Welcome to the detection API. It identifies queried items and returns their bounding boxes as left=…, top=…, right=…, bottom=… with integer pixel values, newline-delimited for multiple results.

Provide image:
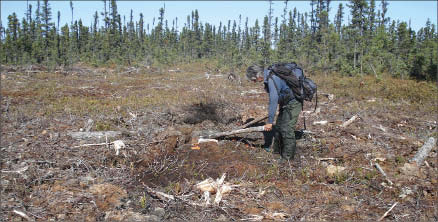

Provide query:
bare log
left=238, top=116, right=268, bottom=129
left=410, top=137, right=436, bottom=165
left=68, top=131, right=134, bottom=140
left=204, top=126, right=265, bottom=139
left=340, top=115, right=359, bottom=128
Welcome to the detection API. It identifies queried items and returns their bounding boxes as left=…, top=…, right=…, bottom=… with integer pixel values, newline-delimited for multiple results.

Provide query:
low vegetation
left=1, top=63, right=436, bottom=221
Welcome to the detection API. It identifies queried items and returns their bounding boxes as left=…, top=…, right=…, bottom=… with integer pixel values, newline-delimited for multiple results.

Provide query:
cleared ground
left=1, top=63, right=437, bottom=221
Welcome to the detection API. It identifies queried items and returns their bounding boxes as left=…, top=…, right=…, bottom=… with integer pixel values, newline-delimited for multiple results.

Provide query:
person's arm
left=267, top=78, right=279, bottom=124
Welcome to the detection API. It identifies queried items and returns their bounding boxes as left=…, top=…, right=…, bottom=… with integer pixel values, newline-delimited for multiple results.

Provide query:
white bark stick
left=12, top=210, right=34, bottom=221
left=374, top=162, right=393, bottom=185
left=340, top=115, right=359, bottom=128
left=410, top=137, right=436, bottom=165
left=378, top=202, right=398, bottom=221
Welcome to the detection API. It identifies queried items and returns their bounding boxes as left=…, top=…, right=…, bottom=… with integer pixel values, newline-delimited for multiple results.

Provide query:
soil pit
left=182, top=100, right=241, bottom=125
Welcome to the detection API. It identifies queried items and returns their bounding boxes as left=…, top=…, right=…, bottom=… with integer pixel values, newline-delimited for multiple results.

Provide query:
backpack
left=268, top=62, right=317, bottom=102
left=268, top=62, right=318, bottom=129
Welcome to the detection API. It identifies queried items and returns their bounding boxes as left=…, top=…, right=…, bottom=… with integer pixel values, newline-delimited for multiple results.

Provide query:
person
left=246, top=64, right=302, bottom=161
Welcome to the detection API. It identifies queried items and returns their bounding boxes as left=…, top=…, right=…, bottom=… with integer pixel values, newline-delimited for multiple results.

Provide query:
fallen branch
left=238, top=116, right=268, bottom=129
left=378, top=202, right=398, bottom=221
left=73, top=142, right=110, bottom=148
left=317, top=157, right=338, bottom=161
left=409, top=137, right=436, bottom=165
left=68, top=131, right=134, bottom=140
left=73, top=140, right=125, bottom=155
left=12, top=209, right=34, bottom=221
left=340, top=115, right=359, bottom=128
left=204, top=126, right=265, bottom=139
left=143, top=183, right=175, bottom=202
left=374, top=162, right=393, bottom=185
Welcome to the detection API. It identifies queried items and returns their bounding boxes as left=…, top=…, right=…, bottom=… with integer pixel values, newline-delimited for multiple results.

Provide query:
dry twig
left=378, top=202, right=398, bottom=221
left=374, top=162, right=393, bottom=185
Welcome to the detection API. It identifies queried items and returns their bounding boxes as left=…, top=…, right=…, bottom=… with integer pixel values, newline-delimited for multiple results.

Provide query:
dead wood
left=237, top=116, right=268, bottom=129
left=374, top=162, right=393, bottom=185
left=143, top=183, right=175, bottom=202
left=377, top=202, right=398, bottom=221
left=12, top=209, right=34, bottom=221
left=168, top=69, right=181, bottom=73
left=204, top=126, right=265, bottom=139
left=320, top=92, right=335, bottom=101
left=409, top=137, right=436, bottom=165
left=317, top=157, right=338, bottom=161
left=340, top=114, right=359, bottom=128
left=68, top=131, right=134, bottom=140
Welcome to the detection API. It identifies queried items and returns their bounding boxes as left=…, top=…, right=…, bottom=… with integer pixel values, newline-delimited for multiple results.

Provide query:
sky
left=1, top=1, right=437, bottom=33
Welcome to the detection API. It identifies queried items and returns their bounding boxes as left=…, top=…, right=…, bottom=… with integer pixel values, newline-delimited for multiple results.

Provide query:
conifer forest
left=1, top=0, right=437, bottom=80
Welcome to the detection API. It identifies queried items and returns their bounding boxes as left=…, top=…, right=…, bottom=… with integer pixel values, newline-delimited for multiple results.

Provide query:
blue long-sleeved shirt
left=263, top=69, right=294, bottom=124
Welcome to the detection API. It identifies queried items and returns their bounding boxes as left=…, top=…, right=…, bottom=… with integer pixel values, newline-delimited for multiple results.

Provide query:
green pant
left=272, top=100, right=302, bottom=160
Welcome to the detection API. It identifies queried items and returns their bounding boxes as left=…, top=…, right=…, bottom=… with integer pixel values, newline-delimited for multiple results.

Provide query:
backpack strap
left=267, top=72, right=280, bottom=95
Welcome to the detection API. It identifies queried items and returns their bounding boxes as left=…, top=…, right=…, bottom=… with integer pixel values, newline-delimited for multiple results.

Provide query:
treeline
left=1, top=0, right=436, bottom=80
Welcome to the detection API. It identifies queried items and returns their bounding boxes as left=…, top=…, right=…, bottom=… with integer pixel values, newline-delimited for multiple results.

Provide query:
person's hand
left=264, top=123, right=273, bottom=131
